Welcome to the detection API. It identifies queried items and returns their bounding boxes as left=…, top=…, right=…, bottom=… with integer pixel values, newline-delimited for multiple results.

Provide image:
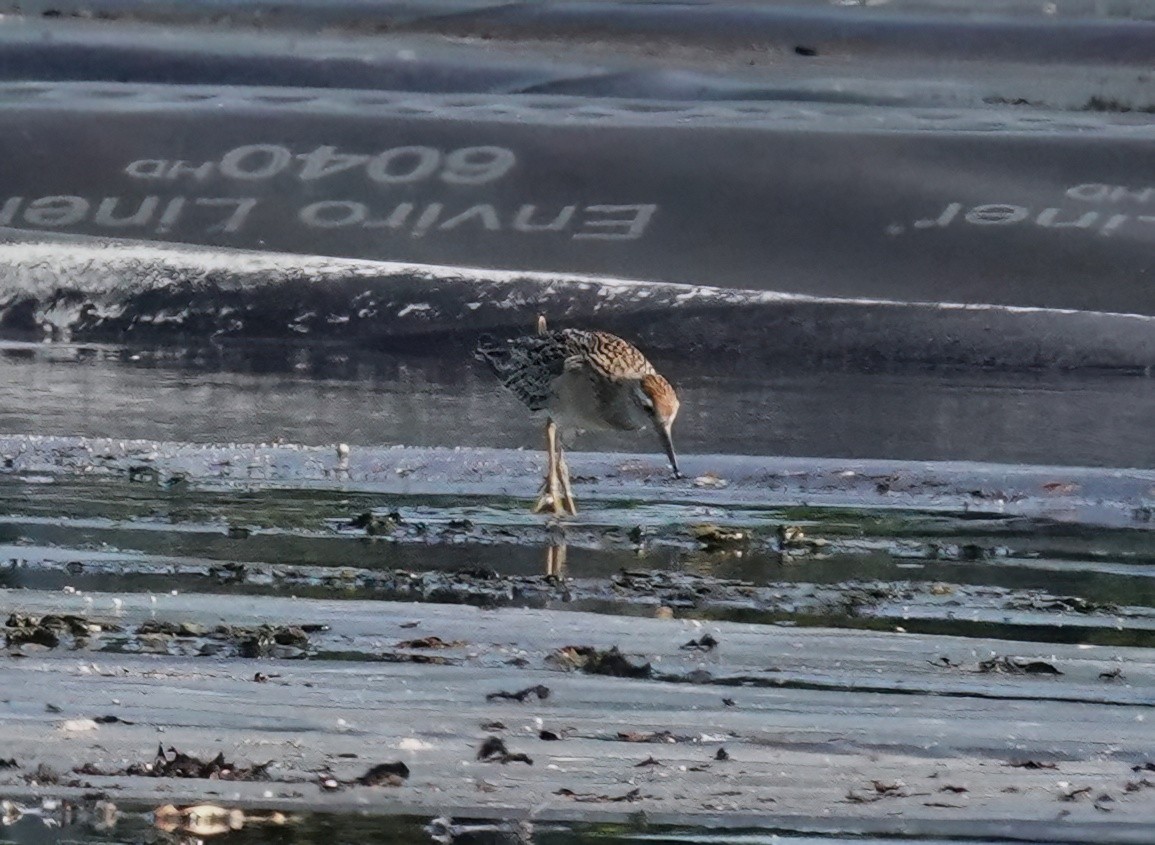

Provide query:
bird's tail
left=475, top=333, right=535, bottom=394
left=474, top=330, right=557, bottom=412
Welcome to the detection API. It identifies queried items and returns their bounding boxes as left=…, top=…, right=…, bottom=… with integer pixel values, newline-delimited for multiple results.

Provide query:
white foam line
left=0, top=240, right=651, bottom=287
left=0, top=238, right=1152, bottom=323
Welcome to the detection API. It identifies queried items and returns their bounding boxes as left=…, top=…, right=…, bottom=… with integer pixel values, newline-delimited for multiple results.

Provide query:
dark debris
left=347, top=511, right=401, bottom=535
left=119, top=745, right=271, bottom=780
left=553, top=645, right=651, bottom=678
left=485, top=684, right=550, bottom=703
left=355, top=761, right=410, bottom=786
left=692, top=524, right=748, bottom=551
left=1006, top=760, right=1059, bottom=770
left=680, top=634, right=719, bottom=652
left=846, top=780, right=911, bottom=804
left=555, top=787, right=642, bottom=803
left=477, top=736, right=533, bottom=765
left=5, top=613, right=119, bottom=649
left=22, top=763, right=60, bottom=785
left=396, top=635, right=466, bottom=649
left=379, top=650, right=455, bottom=665
left=133, top=621, right=317, bottom=658
left=617, top=730, right=686, bottom=743
left=977, top=656, right=1062, bottom=676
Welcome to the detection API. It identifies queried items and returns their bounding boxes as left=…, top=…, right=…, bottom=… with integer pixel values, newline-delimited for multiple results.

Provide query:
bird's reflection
left=545, top=542, right=567, bottom=578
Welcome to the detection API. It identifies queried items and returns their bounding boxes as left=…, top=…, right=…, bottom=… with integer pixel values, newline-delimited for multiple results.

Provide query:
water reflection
left=0, top=802, right=430, bottom=845
left=545, top=543, right=567, bottom=579
left=152, top=804, right=287, bottom=840
left=0, top=801, right=1065, bottom=845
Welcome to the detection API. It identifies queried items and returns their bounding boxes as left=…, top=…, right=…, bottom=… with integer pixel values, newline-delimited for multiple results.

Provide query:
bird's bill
left=656, top=422, right=681, bottom=478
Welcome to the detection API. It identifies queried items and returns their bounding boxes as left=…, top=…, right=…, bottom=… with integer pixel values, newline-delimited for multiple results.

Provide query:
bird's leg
left=533, top=420, right=562, bottom=514
left=556, top=445, right=578, bottom=515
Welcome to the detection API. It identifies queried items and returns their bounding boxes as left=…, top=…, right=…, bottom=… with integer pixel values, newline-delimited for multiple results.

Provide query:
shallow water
left=4, top=339, right=1155, bottom=839
left=0, top=806, right=1034, bottom=845
left=3, top=467, right=1154, bottom=647
left=3, top=340, right=1155, bottom=468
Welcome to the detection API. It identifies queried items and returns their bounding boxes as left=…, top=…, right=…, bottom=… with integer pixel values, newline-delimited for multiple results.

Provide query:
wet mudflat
left=1, top=430, right=1155, bottom=843
left=2, top=345, right=1155, bottom=843
left=2, top=591, right=1154, bottom=843
left=3, top=464, right=1155, bottom=648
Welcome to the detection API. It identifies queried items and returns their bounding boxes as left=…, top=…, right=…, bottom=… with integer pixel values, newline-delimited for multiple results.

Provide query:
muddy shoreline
left=3, top=595, right=1155, bottom=841
left=3, top=436, right=1155, bottom=840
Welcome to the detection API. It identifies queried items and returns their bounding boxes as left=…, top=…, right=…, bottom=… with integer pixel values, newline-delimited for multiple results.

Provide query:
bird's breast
left=548, top=371, right=647, bottom=433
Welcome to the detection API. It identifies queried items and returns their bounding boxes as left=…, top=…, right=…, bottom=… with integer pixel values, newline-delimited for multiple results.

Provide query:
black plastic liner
left=0, top=2, right=1152, bottom=367
left=3, top=234, right=1155, bottom=369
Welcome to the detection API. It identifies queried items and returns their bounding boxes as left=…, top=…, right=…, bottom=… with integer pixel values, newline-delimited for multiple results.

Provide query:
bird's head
left=637, top=373, right=682, bottom=478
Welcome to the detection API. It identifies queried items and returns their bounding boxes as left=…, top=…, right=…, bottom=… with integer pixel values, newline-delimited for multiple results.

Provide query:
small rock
left=692, top=474, right=728, bottom=489
left=59, top=719, right=99, bottom=732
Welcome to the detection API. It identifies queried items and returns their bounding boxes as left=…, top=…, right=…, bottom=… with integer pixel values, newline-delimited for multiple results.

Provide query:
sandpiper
left=476, top=318, right=681, bottom=515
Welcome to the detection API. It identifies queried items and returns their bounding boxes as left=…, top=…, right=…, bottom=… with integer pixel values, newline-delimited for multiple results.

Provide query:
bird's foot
left=531, top=475, right=562, bottom=515
left=541, top=492, right=575, bottom=516
left=531, top=473, right=575, bottom=516
left=533, top=491, right=575, bottom=516
left=531, top=488, right=556, bottom=514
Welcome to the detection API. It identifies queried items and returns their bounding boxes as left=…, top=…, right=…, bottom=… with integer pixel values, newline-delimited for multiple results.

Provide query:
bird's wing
left=583, top=331, right=656, bottom=381
left=476, top=333, right=569, bottom=412
left=476, top=328, right=655, bottom=413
